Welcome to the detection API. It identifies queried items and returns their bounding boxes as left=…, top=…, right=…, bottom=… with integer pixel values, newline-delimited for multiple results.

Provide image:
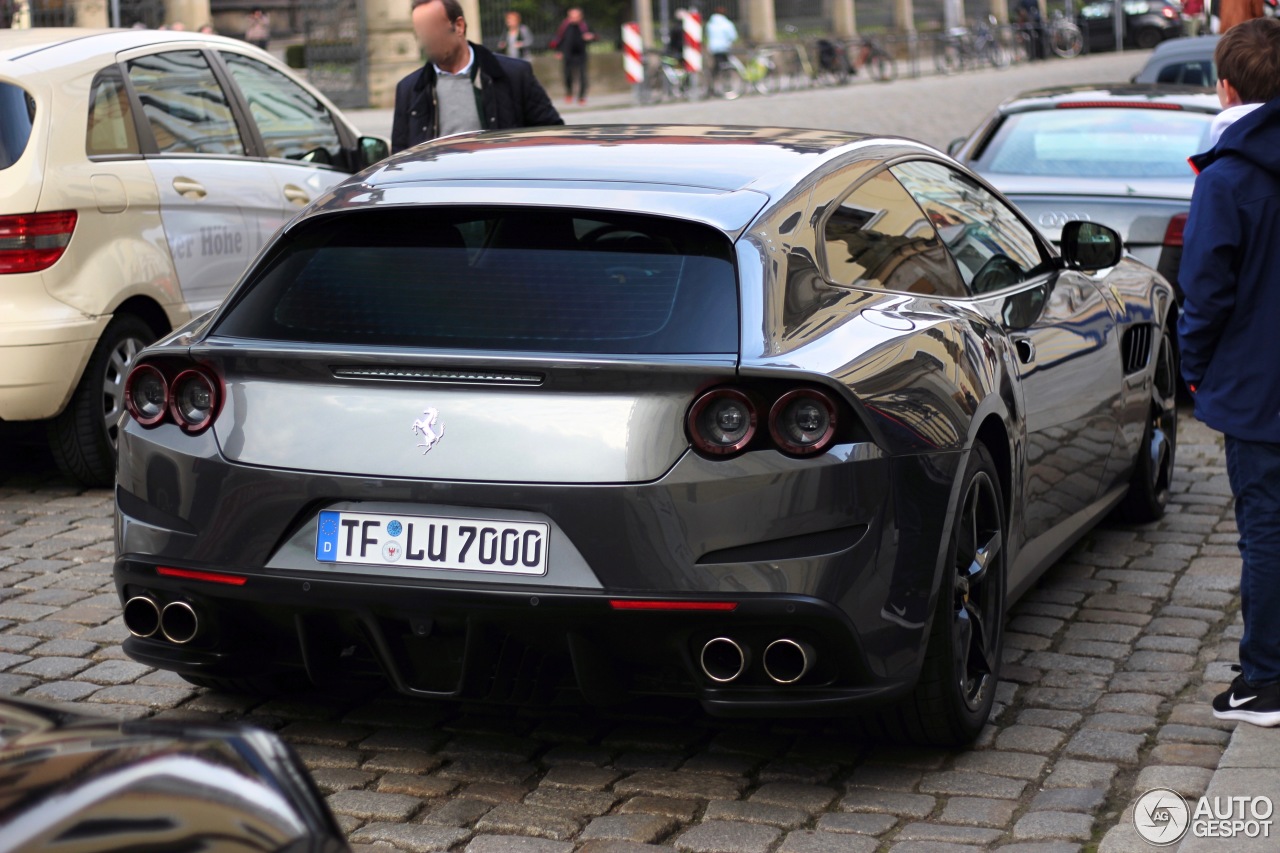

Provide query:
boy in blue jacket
left=1180, top=17, right=1280, bottom=726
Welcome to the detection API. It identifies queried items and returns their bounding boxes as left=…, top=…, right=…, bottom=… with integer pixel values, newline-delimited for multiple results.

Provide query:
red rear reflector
left=157, top=566, right=247, bottom=586
left=1164, top=213, right=1188, bottom=247
left=0, top=211, right=77, bottom=274
left=609, top=600, right=738, bottom=612
left=1056, top=101, right=1184, bottom=110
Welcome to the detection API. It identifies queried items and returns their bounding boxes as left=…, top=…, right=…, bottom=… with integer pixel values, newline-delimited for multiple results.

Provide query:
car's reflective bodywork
left=0, top=695, right=348, bottom=853
left=113, top=126, right=1177, bottom=746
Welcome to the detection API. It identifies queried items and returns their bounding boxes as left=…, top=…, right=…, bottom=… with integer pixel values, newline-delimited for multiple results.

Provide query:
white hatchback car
left=0, top=28, right=388, bottom=484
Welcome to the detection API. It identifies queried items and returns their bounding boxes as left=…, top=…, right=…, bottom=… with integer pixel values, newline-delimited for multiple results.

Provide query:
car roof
left=1146, top=33, right=1218, bottom=61
left=996, top=83, right=1220, bottom=114
left=363, top=125, right=900, bottom=196
left=310, top=125, right=935, bottom=237
left=0, top=27, right=260, bottom=66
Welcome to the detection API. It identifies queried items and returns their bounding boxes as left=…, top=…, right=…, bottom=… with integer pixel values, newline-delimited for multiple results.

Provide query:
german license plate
left=315, top=510, right=548, bottom=575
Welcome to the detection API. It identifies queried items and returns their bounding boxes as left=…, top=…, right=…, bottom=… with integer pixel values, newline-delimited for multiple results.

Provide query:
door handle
left=1013, top=337, right=1035, bottom=365
left=172, top=177, right=206, bottom=200
left=283, top=184, right=311, bottom=206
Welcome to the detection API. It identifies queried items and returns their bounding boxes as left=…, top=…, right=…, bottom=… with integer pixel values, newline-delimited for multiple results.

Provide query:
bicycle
left=850, top=34, right=897, bottom=82
left=935, top=18, right=1008, bottom=74
left=1003, top=22, right=1035, bottom=65
left=972, top=15, right=1010, bottom=68
left=812, top=38, right=852, bottom=85
left=1048, top=10, right=1084, bottom=58
left=641, top=49, right=696, bottom=103
left=710, top=48, right=779, bottom=99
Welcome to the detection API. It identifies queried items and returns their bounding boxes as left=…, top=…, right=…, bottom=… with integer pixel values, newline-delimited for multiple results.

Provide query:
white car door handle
left=172, top=177, right=207, bottom=200
left=283, top=184, right=311, bottom=206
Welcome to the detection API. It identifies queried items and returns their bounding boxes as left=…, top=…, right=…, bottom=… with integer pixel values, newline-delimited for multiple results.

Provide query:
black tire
left=1134, top=27, right=1162, bottom=50
left=863, top=442, right=1007, bottom=746
left=47, top=314, right=158, bottom=487
left=182, top=671, right=312, bottom=695
left=1114, top=330, right=1177, bottom=523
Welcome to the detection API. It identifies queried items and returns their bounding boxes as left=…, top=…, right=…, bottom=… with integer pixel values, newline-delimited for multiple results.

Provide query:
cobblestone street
left=0, top=410, right=1252, bottom=852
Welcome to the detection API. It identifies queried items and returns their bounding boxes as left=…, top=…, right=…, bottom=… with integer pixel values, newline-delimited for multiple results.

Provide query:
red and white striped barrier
left=622, top=22, right=644, bottom=85
left=683, top=11, right=703, bottom=73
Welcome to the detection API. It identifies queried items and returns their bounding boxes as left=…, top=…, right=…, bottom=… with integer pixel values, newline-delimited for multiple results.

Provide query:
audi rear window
left=213, top=206, right=739, bottom=355
left=975, top=108, right=1212, bottom=179
left=0, top=82, right=35, bottom=171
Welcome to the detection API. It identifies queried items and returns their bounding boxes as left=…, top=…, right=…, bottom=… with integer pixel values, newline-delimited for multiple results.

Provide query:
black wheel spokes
left=1149, top=334, right=1178, bottom=494
left=953, top=472, right=1002, bottom=710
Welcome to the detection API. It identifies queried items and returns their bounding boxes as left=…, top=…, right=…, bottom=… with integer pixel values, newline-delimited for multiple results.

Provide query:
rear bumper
left=114, top=419, right=964, bottom=713
left=0, top=317, right=106, bottom=421
left=113, top=559, right=915, bottom=715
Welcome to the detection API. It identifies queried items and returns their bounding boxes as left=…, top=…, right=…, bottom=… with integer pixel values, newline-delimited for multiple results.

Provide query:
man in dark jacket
left=550, top=7, right=595, bottom=105
left=392, top=0, right=562, bottom=154
left=1180, top=17, right=1280, bottom=727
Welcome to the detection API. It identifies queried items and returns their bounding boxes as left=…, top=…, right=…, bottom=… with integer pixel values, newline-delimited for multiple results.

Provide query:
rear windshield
left=213, top=207, right=739, bottom=355
left=0, top=82, right=35, bottom=171
left=975, top=108, right=1212, bottom=179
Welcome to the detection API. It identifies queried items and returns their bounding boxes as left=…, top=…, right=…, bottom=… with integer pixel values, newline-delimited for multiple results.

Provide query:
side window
left=821, top=169, right=966, bottom=298
left=891, top=160, right=1045, bottom=295
left=86, top=69, right=139, bottom=157
left=220, top=53, right=343, bottom=167
left=126, top=50, right=245, bottom=156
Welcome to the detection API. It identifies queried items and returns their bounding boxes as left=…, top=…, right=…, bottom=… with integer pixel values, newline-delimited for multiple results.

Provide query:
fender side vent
left=1121, top=323, right=1154, bottom=375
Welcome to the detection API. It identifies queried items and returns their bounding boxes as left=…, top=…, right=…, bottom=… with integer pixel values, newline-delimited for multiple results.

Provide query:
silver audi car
left=113, top=126, right=1177, bottom=746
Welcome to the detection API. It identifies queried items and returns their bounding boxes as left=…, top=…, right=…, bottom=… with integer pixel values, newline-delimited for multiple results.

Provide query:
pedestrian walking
left=497, top=10, right=533, bottom=60
left=245, top=8, right=271, bottom=50
left=705, top=6, right=738, bottom=80
left=1179, top=17, right=1280, bottom=727
left=391, top=0, right=562, bottom=153
left=1183, top=0, right=1206, bottom=37
left=549, top=7, right=595, bottom=105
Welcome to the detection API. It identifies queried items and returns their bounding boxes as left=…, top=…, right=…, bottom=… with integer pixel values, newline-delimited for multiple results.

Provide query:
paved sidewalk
left=1177, top=724, right=1280, bottom=851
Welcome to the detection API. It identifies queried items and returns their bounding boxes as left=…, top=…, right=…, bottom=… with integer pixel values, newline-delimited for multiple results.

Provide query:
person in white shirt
left=704, top=7, right=738, bottom=88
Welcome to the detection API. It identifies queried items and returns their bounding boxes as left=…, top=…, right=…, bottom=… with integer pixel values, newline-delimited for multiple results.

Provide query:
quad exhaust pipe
left=160, top=601, right=199, bottom=645
left=763, top=638, right=815, bottom=684
left=700, top=637, right=748, bottom=683
left=123, top=596, right=161, bottom=638
left=123, top=596, right=199, bottom=645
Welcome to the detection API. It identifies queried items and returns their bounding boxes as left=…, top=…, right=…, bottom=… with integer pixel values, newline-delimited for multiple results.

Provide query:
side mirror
left=1060, top=220, right=1122, bottom=271
left=947, top=137, right=967, bottom=157
left=357, top=136, right=390, bottom=170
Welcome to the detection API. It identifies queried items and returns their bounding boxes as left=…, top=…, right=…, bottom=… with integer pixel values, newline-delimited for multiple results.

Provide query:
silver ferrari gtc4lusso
left=113, top=126, right=1177, bottom=746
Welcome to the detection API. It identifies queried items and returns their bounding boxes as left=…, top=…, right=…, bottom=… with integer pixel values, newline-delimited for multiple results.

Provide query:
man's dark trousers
left=1227, top=436, right=1280, bottom=686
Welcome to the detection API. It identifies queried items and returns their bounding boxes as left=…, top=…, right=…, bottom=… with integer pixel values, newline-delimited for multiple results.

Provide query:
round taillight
left=169, top=369, right=219, bottom=432
left=769, top=389, right=837, bottom=456
left=125, top=364, right=169, bottom=427
left=688, top=388, right=757, bottom=456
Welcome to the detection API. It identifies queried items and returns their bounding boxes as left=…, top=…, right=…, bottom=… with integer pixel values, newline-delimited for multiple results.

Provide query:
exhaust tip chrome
left=700, top=637, right=747, bottom=683
left=123, top=596, right=161, bottom=638
left=763, top=638, right=814, bottom=685
left=160, top=600, right=199, bottom=645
